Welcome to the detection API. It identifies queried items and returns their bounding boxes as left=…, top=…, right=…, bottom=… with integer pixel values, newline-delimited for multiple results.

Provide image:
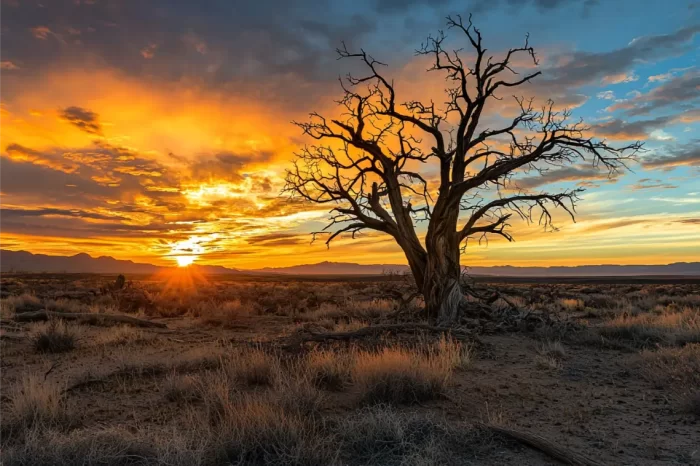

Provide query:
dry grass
left=350, top=341, right=456, bottom=405
left=598, top=306, right=700, bottom=347
left=641, top=344, right=700, bottom=388
left=163, top=373, right=203, bottom=402
left=339, top=405, right=482, bottom=465
left=558, top=298, right=584, bottom=311
left=93, top=325, right=152, bottom=347
left=206, top=394, right=332, bottom=465
left=30, top=320, right=78, bottom=354
left=199, top=299, right=251, bottom=327
left=7, top=373, right=67, bottom=430
left=641, top=344, right=700, bottom=415
left=223, top=346, right=281, bottom=387
left=1, top=293, right=42, bottom=315
left=305, top=349, right=351, bottom=391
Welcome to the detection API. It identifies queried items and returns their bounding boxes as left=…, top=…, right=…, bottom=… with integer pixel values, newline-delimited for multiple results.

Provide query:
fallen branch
left=14, top=310, right=167, bottom=329
left=479, top=423, right=603, bottom=466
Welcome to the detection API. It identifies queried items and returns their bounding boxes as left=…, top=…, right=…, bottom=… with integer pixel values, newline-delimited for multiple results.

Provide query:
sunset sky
left=1, top=0, right=699, bottom=269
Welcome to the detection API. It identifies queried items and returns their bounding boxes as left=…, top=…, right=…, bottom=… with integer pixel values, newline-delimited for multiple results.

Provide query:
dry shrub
left=1, top=427, right=159, bottom=466
left=31, top=320, right=78, bottom=354
left=273, top=375, right=325, bottom=417
left=339, top=405, right=481, bottom=465
left=305, top=349, right=351, bottom=391
left=94, top=325, right=152, bottom=347
left=193, top=371, right=331, bottom=465
left=642, top=344, right=700, bottom=415
left=599, top=306, right=700, bottom=347
left=210, top=394, right=332, bottom=465
left=333, top=319, right=367, bottom=333
left=44, top=299, right=86, bottom=314
left=304, top=299, right=395, bottom=323
left=7, top=374, right=67, bottom=430
left=537, top=340, right=566, bottom=359
left=351, top=342, right=455, bottom=405
left=224, top=346, right=281, bottom=387
left=558, top=298, right=584, bottom=312
left=2, top=293, right=42, bottom=314
left=163, top=373, right=202, bottom=403
left=435, top=335, right=473, bottom=370
left=641, top=344, right=700, bottom=388
left=534, top=355, right=562, bottom=370
left=199, top=299, right=251, bottom=327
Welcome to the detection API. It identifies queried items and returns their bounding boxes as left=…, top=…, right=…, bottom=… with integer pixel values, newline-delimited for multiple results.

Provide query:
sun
left=175, top=255, right=195, bottom=267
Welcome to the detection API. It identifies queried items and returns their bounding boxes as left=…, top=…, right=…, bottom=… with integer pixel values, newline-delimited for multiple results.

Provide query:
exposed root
left=478, top=423, right=603, bottom=466
left=13, top=310, right=167, bottom=329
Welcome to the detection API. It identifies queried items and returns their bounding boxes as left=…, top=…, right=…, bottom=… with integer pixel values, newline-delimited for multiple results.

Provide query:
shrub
left=2, top=427, right=158, bottom=466
left=94, top=325, right=151, bottom=347
left=7, top=373, right=66, bottom=430
left=305, top=349, right=351, bottom=391
left=163, top=373, right=202, bottom=403
left=339, top=405, right=480, bottom=465
left=224, top=346, right=281, bottom=387
left=199, top=299, right=251, bottom=327
left=2, top=293, right=42, bottom=314
left=351, top=344, right=453, bottom=405
left=213, top=394, right=332, bottom=466
left=31, top=320, right=77, bottom=354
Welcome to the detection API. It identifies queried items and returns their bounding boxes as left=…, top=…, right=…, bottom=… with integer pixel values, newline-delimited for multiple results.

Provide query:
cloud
left=246, top=232, right=308, bottom=246
left=532, top=24, right=699, bottom=102
left=30, top=26, right=52, bottom=39
left=641, top=140, right=700, bottom=170
left=628, top=179, right=678, bottom=190
left=609, top=70, right=700, bottom=116
left=596, top=90, right=615, bottom=100
left=1, top=61, right=20, bottom=70
left=59, top=106, right=102, bottom=135
left=0, top=208, right=126, bottom=221
left=647, top=66, right=693, bottom=83
left=514, top=166, right=618, bottom=190
left=592, top=109, right=699, bottom=140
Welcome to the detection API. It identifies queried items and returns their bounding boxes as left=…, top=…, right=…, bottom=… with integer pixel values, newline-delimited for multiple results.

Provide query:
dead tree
left=285, top=15, right=641, bottom=325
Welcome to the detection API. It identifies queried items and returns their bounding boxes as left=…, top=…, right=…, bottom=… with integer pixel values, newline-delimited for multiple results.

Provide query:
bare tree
left=285, top=15, right=641, bottom=325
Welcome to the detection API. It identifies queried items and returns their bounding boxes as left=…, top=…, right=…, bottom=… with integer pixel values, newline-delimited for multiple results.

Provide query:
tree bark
left=422, top=204, right=464, bottom=325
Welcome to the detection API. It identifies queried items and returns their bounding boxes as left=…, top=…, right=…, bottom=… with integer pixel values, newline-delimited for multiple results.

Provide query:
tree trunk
left=422, top=206, right=464, bottom=325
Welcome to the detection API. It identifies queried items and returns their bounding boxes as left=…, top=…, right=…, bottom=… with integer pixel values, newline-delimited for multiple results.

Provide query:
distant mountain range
left=2, top=249, right=700, bottom=276
left=258, top=261, right=700, bottom=276
left=0, top=250, right=237, bottom=275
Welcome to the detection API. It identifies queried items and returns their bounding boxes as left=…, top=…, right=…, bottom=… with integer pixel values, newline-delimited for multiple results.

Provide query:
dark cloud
left=246, top=232, right=307, bottom=246
left=0, top=207, right=125, bottom=221
left=641, top=140, right=700, bottom=170
left=187, top=151, right=274, bottom=183
left=59, top=106, right=102, bottom=134
left=593, top=116, right=675, bottom=140
left=592, top=109, right=698, bottom=140
left=374, top=0, right=594, bottom=14
left=628, top=179, right=678, bottom=190
left=0, top=0, right=378, bottom=108
left=611, top=70, right=700, bottom=116
left=530, top=25, right=699, bottom=103
left=514, top=166, right=618, bottom=190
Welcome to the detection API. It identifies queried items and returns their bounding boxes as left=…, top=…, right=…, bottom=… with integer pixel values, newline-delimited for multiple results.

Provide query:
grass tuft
left=31, top=320, right=77, bottom=354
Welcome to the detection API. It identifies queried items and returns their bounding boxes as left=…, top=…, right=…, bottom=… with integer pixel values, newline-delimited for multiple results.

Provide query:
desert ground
left=1, top=272, right=698, bottom=465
